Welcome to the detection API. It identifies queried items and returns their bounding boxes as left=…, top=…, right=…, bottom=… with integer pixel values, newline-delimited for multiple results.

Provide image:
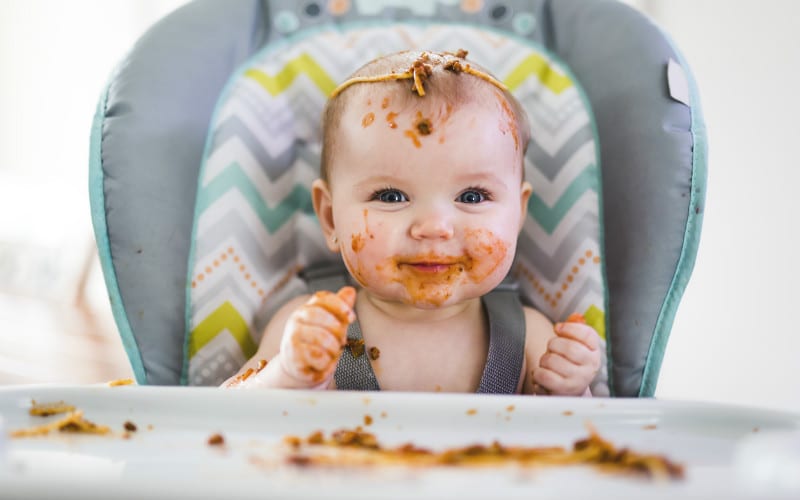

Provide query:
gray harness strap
left=476, top=283, right=526, bottom=394
left=335, top=317, right=381, bottom=390
left=302, top=264, right=525, bottom=393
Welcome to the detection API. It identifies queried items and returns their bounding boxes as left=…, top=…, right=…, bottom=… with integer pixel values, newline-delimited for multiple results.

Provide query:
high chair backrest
left=90, top=0, right=706, bottom=397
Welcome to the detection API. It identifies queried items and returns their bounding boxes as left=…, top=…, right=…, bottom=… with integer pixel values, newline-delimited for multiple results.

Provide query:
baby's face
left=325, top=90, right=531, bottom=308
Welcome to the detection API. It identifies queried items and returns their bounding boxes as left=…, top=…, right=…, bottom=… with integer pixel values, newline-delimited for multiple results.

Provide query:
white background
left=0, top=0, right=798, bottom=413
left=646, top=0, right=800, bottom=413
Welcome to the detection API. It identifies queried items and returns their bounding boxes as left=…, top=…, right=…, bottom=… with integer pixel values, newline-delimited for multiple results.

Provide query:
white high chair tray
left=1, top=386, right=798, bottom=499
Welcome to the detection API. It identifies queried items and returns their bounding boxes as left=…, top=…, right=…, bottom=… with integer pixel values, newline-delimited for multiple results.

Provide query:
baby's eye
left=457, top=188, right=491, bottom=204
left=371, top=188, right=408, bottom=203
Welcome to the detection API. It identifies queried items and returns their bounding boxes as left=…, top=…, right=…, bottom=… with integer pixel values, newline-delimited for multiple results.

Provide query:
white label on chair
left=667, top=58, right=690, bottom=106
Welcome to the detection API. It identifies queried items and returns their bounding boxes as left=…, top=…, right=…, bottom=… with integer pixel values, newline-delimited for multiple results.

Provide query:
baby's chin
left=366, top=281, right=498, bottom=310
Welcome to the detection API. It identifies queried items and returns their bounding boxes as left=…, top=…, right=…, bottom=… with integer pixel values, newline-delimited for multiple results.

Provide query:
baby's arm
left=522, top=310, right=601, bottom=396
left=221, top=287, right=356, bottom=390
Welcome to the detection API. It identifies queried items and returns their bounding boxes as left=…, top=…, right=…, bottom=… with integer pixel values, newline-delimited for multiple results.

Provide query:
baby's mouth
left=398, top=258, right=466, bottom=274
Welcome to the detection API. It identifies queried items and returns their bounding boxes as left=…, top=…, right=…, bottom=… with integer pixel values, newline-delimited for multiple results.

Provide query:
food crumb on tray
left=10, top=410, right=111, bottom=438
left=108, top=378, right=135, bottom=387
left=208, top=433, right=225, bottom=446
left=28, top=400, right=76, bottom=417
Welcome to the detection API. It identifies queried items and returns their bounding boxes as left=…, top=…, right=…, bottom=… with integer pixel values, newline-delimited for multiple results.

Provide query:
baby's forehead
left=343, top=80, right=500, bottom=115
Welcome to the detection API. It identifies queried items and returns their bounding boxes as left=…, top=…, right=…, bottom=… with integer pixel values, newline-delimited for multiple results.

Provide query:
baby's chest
left=361, top=332, right=489, bottom=393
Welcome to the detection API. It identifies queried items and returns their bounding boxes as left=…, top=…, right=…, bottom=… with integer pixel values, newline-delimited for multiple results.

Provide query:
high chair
left=89, top=0, right=706, bottom=397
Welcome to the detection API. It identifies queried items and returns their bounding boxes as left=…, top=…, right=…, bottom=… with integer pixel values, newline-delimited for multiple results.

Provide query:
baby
left=223, top=50, right=601, bottom=395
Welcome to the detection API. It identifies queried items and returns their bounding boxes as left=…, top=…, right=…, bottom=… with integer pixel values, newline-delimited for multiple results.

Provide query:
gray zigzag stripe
left=229, top=82, right=302, bottom=138
left=195, top=212, right=316, bottom=268
left=522, top=96, right=585, bottom=129
left=560, top=279, right=604, bottom=317
left=521, top=94, right=584, bottom=134
left=517, top=217, right=600, bottom=282
left=211, top=115, right=298, bottom=181
left=526, top=125, right=596, bottom=180
left=296, top=145, right=322, bottom=177
left=217, top=73, right=324, bottom=130
left=192, top=229, right=327, bottom=311
left=240, top=79, right=328, bottom=133
left=523, top=277, right=603, bottom=317
left=192, top=275, right=261, bottom=319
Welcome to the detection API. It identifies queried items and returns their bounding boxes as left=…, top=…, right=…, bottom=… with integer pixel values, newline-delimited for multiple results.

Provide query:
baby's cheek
left=463, top=228, right=510, bottom=283
left=342, top=231, right=379, bottom=287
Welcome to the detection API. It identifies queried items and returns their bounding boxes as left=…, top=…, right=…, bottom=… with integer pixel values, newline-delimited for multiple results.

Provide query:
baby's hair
left=320, top=50, right=530, bottom=182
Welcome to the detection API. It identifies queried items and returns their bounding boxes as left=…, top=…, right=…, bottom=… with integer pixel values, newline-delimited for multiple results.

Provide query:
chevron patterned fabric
left=186, top=24, right=608, bottom=394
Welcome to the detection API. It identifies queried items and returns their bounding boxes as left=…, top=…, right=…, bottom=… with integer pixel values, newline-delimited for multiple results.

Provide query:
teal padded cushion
left=91, top=0, right=270, bottom=384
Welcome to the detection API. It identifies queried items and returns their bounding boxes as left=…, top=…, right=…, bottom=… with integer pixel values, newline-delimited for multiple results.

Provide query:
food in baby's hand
left=565, top=312, right=586, bottom=324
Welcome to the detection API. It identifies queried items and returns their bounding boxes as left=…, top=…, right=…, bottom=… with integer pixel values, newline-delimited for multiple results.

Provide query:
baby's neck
left=357, top=289, right=481, bottom=325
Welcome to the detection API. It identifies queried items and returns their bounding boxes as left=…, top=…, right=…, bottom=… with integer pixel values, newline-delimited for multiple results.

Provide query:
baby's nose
left=409, top=208, right=454, bottom=240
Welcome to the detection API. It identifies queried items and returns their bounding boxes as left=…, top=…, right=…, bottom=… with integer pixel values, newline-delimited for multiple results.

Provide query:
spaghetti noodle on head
left=320, top=50, right=530, bottom=182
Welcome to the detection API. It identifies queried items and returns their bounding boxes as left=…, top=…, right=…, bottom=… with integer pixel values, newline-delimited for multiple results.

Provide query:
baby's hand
left=277, top=287, right=356, bottom=388
left=533, top=313, right=601, bottom=396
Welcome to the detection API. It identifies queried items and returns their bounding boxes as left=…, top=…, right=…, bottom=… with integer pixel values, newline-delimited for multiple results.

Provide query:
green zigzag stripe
left=189, top=301, right=257, bottom=359
left=199, top=162, right=314, bottom=233
left=244, top=52, right=337, bottom=97
left=504, top=53, right=573, bottom=94
left=527, top=166, right=598, bottom=234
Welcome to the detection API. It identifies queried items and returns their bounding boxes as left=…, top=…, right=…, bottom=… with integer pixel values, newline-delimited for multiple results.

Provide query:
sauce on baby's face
left=360, top=93, right=455, bottom=147
left=344, top=226, right=510, bottom=307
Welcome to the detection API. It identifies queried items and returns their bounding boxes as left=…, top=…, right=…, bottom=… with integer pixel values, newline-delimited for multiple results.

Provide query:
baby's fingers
left=282, top=325, right=338, bottom=379
left=295, top=304, right=347, bottom=337
left=292, top=324, right=343, bottom=358
left=296, top=342, right=335, bottom=373
left=539, top=350, right=582, bottom=379
left=531, top=368, right=566, bottom=395
left=336, top=286, right=357, bottom=309
left=533, top=362, right=590, bottom=396
left=545, top=336, right=597, bottom=368
left=553, top=322, right=600, bottom=352
left=308, top=288, right=356, bottom=323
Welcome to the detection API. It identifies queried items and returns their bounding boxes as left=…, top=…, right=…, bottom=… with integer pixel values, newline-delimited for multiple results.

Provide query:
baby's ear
left=519, top=181, right=533, bottom=232
left=311, top=179, right=339, bottom=252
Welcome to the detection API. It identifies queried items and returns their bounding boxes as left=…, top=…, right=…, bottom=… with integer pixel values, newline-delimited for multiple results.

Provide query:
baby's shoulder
left=521, top=305, right=554, bottom=332
left=521, top=305, right=555, bottom=355
left=279, top=293, right=312, bottom=312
